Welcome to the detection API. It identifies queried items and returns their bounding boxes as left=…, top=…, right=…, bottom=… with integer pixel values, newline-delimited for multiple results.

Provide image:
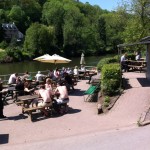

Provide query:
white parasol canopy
left=33, top=54, right=51, bottom=61
left=39, top=54, right=71, bottom=64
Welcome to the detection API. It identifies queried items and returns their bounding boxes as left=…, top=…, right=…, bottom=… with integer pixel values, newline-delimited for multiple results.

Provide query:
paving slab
left=1, top=72, right=150, bottom=148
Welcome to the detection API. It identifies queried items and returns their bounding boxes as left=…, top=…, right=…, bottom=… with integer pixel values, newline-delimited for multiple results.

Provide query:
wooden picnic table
left=17, top=95, right=39, bottom=113
left=125, top=60, right=147, bottom=72
left=17, top=94, right=53, bottom=121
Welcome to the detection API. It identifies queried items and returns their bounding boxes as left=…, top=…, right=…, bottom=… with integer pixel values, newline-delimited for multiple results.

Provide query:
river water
left=0, top=56, right=101, bottom=75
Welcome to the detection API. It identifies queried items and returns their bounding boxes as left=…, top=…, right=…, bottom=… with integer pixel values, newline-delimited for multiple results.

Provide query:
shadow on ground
left=7, top=114, right=28, bottom=121
left=123, top=78, right=132, bottom=89
left=137, top=78, right=150, bottom=87
left=69, top=89, right=85, bottom=96
left=123, top=77, right=150, bottom=89
left=0, top=134, right=9, bottom=144
left=31, top=107, right=81, bottom=122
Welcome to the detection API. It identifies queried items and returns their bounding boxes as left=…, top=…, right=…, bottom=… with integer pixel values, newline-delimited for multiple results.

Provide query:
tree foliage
left=0, top=0, right=150, bottom=59
left=24, top=23, right=55, bottom=57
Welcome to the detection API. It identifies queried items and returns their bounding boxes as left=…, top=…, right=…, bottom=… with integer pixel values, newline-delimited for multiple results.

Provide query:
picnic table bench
left=17, top=95, right=52, bottom=121
left=126, top=60, right=147, bottom=72
left=23, top=106, right=52, bottom=121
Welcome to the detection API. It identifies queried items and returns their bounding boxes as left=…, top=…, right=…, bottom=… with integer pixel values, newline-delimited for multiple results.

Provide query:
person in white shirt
left=8, top=73, right=18, bottom=84
left=135, top=51, right=141, bottom=61
left=120, top=53, right=128, bottom=72
left=120, top=53, right=126, bottom=62
left=73, top=66, right=79, bottom=76
left=66, top=67, right=73, bottom=75
left=53, top=68, right=60, bottom=80
left=35, top=71, right=45, bottom=82
left=80, top=65, right=86, bottom=71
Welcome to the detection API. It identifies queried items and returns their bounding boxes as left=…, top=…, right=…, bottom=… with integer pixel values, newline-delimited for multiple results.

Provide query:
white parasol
left=39, top=54, right=71, bottom=64
left=33, top=54, right=51, bottom=61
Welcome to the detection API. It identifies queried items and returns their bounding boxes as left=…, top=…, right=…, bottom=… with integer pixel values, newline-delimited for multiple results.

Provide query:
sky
left=80, top=0, right=129, bottom=11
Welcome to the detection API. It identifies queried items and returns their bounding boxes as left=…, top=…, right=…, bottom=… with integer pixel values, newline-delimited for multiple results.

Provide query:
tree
left=21, top=0, right=42, bottom=22
left=42, top=0, right=64, bottom=49
left=24, top=23, right=55, bottom=57
left=8, top=5, right=28, bottom=33
left=122, top=0, right=150, bottom=43
left=0, top=9, right=6, bottom=42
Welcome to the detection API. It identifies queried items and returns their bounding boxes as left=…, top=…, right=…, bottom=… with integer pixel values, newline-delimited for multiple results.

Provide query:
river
left=0, top=56, right=101, bottom=75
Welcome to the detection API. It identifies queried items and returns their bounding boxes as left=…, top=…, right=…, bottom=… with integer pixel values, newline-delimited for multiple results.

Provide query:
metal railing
left=0, top=66, right=96, bottom=84
left=0, top=70, right=49, bottom=84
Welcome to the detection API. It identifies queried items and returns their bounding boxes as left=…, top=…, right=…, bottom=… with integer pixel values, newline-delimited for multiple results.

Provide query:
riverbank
left=0, top=56, right=101, bottom=75
left=1, top=72, right=150, bottom=148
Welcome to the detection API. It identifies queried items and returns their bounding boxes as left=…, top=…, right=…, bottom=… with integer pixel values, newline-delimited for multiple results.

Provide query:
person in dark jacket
left=0, top=80, right=7, bottom=118
left=64, top=72, right=74, bottom=90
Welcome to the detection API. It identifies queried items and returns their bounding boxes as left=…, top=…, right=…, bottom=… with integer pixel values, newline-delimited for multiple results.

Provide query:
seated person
left=73, top=66, right=79, bottom=76
left=53, top=82, right=69, bottom=114
left=15, top=77, right=25, bottom=96
left=64, top=72, right=74, bottom=90
left=35, top=71, right=46, bottom=82
left=80, top=65, right=86, bottom=71
left=45, top=78, right=53, bottom=91
left=88, top=71, right=101, bottom=84
left=21, top=71, right=31, bottom=81
left=47, top=70, right=54, bottom=79
left=24, top=80, right=35, bottom=95
left=135, top=51, right=142, bottom=61
left=54, top=82, right=69, bottom=104
left=53, top=68, right=60, bottom=80
left=66, top=67, right=73, bottom=75
left=8, top=73, right=18, bottom=84
left=60, top=67, right=66, bottom=77
left=32, top=84, right=53, bottom=116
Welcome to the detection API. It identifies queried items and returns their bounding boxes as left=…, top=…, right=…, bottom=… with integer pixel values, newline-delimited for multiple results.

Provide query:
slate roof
left=2, top=23, right=24, bottom=41
left=117, top=36, right=150, bottom=48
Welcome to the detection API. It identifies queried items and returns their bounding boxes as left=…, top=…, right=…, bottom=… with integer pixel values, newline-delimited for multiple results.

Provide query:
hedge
left=101, top=63, right=121, bottom=96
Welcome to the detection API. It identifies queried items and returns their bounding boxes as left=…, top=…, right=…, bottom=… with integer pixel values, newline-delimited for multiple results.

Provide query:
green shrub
left=104, top=96, right=110, bottom=103
left=6, top=46, right=24, bottom=61
left=101, top=63, right=121, bottom=96
left=0, top=41, right=8, bottom=49
left=103, top=102, right=109, bottom=107
left=127, top=53, right=135, bottom=60
left=0, top=51, right=7, bottom=62
left=97, top=55, right=119, bottom=71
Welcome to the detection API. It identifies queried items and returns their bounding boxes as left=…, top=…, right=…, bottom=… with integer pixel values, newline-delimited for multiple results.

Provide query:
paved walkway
left=1, top=72, right=150, bottom=147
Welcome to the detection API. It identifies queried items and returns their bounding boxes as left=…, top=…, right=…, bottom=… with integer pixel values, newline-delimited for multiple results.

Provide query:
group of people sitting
left=8, top=72, right=70, bottom=116
left=120, top=51, right=143, bottom=72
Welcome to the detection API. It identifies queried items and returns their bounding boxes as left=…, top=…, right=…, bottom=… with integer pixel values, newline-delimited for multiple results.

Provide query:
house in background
left=2, top=23, right=24, bottom=42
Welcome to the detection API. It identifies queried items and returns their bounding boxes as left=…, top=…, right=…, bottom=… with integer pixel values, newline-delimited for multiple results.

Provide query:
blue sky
left=80, top=0, right=129, bottom=11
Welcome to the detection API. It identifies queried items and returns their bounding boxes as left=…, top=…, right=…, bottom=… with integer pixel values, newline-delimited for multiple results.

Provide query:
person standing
left=120, top=53, right=128, bottom=72
left=0, top=80, right=7, bottom=119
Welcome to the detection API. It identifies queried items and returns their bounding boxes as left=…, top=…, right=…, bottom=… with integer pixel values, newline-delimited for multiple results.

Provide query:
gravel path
left=1, top=72, right=150, bottom=147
